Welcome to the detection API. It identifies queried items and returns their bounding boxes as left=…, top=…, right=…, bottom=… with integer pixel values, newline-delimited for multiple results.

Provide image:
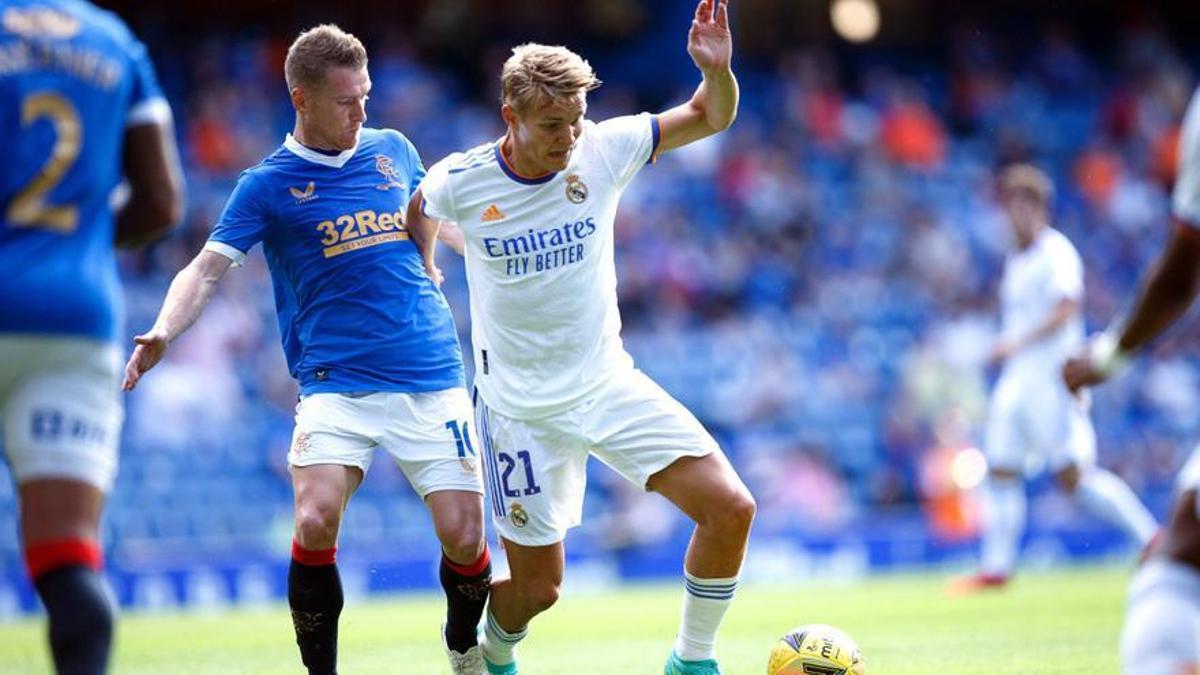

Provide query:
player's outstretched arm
left=123, top=249, right=232, bottom=390
left=657, top=0, right=738, bottom=154
left=115, top=120, right=185, bottom=247
left=405, top=190, right=455, bottom=284
left=1063, top=225, right=1200, bottom=391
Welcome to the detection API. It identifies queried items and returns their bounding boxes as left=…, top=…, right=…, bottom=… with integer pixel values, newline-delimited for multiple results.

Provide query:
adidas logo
left=289, top=181, right=317, bottom=203
left=481, top=204, right=505, bottom=222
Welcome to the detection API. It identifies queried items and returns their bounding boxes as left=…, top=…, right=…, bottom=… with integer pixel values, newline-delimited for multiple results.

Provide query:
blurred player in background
left=956, top=164, right=1157, bottom=592
left=1064, top=88, right=1200, bottom=675
left=408, top=1, right=754, bottom=673
left=0, top=1, right=184, bottom=672
left=121, top=25, right=490, bottom=675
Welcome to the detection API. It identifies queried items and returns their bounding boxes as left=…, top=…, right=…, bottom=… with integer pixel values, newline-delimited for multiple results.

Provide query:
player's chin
left=546, top=151, right=571, bottom=170
left=339, top=128, right=361, bottom=150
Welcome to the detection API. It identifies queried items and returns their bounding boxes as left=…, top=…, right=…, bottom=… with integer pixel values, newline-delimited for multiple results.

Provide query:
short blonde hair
left=285, top=24, right=367, bottom=92
left=999, top=164, right=1055, bottom=206
left=500, top=43, right=601, bottom=112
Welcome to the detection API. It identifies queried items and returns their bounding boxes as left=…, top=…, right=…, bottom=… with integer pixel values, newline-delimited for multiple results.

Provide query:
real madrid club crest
left=509, top=502, right=529, bottom=528
left=565, top=173, right=588, bottom=204
left=374, top=154, right=406, bottom=191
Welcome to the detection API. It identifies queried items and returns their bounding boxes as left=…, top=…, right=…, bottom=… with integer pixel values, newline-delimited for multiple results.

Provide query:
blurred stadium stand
left=2, top=0, right=1198, bottom=613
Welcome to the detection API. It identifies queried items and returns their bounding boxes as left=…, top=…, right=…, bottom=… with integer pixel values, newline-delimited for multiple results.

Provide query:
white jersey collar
left=284, top=133, right=357, bottom=168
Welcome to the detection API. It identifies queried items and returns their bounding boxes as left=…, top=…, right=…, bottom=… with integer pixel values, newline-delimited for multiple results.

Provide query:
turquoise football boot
left=483, top=656, right=518, bottom=674
left=664, top=650, right=722, bottom=674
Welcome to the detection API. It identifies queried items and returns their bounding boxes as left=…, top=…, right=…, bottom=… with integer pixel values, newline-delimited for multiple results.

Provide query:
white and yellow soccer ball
left=767, top=623, right=865, bottom=675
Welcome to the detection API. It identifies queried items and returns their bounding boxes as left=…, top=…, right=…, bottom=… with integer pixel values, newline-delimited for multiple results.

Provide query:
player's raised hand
left=122, top=328, right=169, bottom=391
left=687, top=0, right=732, bottom=73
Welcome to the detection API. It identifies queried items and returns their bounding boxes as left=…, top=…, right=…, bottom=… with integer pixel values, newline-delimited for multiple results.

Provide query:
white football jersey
left=999, top=227, right=1085, bottom=379
left=1173, top=87, right=1200, bottom=232
left=422, top=113, right=660, bottom=419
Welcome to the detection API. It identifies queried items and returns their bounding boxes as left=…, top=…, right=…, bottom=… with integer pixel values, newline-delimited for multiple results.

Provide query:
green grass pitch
left=0, top=565, right=1127, bottom=673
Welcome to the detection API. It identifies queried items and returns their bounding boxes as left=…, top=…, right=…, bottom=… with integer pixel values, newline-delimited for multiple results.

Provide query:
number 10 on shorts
left=444, top=420, right=476, bottom=458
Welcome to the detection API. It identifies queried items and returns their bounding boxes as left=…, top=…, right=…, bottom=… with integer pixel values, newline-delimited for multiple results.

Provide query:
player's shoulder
left=589, top=112, right=652, bottom=138
left=436, top=140, right=500, bottom=177
left=57, top=0, right=141, bottom=53
left=1042, top=227, right=1082, bottom=261
left=358, top=127, right=414, bottom=151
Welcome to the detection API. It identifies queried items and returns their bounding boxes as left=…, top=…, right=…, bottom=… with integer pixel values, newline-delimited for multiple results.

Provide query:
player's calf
left=289, top=540, right=342, bottom=675
left=27, top=538, right=112, bottom=675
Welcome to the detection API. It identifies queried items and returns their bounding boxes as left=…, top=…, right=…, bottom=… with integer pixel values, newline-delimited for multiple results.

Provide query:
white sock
left=1120, top=559, right=1200, bottom=675
left=674, top=572, right=738, bottom=662
left=980, top=477, right=1025, bottom=577
left=1076, top=468, right=1158, bottom=546
left=481, top=610, right=527, bottom=666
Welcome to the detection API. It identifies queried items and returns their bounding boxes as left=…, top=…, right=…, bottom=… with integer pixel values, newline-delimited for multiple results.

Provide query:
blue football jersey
left=205, top=129, right=465, bottom=395
left=0, top=0, right=171, bottom=341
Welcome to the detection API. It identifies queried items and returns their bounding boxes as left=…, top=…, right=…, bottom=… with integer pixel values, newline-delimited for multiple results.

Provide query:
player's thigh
left=1121, top=559, right=1200, bottom=675
left=475, top=395, right=587, bottom=547
left=289, top=392, right=382, bottom=474
left=984, top=378, right=1025, bottom=473
left=586, top=370, right=720, bottom=490
left=380, top=387, right=484, bottom=499
left=1038, top=396, right=1096, bottom=473
left=1, top=337, right=122, bottom=493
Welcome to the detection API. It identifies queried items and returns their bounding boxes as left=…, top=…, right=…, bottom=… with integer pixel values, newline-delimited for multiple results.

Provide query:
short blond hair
left=284, top=24, right=367, bottom=92
left=501, top=43, right=601, bottom=112
left=999, top=164, right=1055, bottom=206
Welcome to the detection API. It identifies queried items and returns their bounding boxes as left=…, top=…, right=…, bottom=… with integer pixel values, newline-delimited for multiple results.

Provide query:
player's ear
left=291, top=86, right=306, bottom=113
left=500, top=102, right=518, bottom=130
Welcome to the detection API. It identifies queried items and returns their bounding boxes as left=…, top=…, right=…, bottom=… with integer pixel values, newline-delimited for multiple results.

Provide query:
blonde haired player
left=954, top=164, right=1157, bottom=592
left=1065, top=87, right=1200, bottom=675
left=407, top=1, right=754, bottom=673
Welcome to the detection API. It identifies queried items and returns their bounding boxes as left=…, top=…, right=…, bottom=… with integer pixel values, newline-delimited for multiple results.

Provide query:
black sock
left=440, top=550, right=492, bottom=653
left=288, top=560, right=343, bottom=675
left=34, top=565, right=113, bottom=675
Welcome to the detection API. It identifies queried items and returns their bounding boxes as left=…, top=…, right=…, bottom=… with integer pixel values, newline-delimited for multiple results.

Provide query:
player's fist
left=122, top=328, right=169, bottom=391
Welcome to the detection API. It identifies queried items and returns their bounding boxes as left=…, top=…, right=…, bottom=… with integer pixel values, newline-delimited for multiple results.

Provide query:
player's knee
left=727, top=489, right=757, bottom=533
left=705, top=487, right=756, bottom=537
left=441, top=529, right=485, bottom=566
left=521, top=578, right=561, bottom=615
left=293, top=503, right=342, bottom=549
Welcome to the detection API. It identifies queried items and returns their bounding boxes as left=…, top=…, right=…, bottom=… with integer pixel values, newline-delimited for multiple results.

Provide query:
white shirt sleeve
left=1172, top=88, right=1200, bottom=230
left=591, top=113, right=661, bottom=189
left=420, top=157, right=459, bottom=223
left=1048, top=237, right=1084, bottom=302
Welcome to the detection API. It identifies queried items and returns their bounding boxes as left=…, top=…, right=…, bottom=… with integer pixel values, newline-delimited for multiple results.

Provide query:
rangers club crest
left=565, top=174, right=588, bottom=203
left=374, top=154, right=405, bottom=191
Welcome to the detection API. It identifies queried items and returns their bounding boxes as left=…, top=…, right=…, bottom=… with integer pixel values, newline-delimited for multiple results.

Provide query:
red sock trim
left=444, top=546, right=490, bottom=577
left=291, top=539, right=337, bottom=566
left=25, top=539, right=102, bottom=580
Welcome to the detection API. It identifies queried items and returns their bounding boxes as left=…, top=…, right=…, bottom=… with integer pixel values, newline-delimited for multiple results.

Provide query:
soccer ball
left=767, top=624, right=864, bottom=675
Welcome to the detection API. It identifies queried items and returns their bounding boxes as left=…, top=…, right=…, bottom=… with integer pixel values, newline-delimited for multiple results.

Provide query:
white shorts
left=475, top=369, right=720, bottom=546
left=985, top=373, right=1095, bottom=474
left=0, top=336, right=123, bottom=491
left=288, top=388, right=483, bottom=498
left=1121, top=559, right=1200, bottom=674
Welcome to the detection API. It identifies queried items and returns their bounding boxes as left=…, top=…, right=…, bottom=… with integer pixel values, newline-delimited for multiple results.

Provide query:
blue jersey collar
left=284, top=133, right=358, bottom=168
